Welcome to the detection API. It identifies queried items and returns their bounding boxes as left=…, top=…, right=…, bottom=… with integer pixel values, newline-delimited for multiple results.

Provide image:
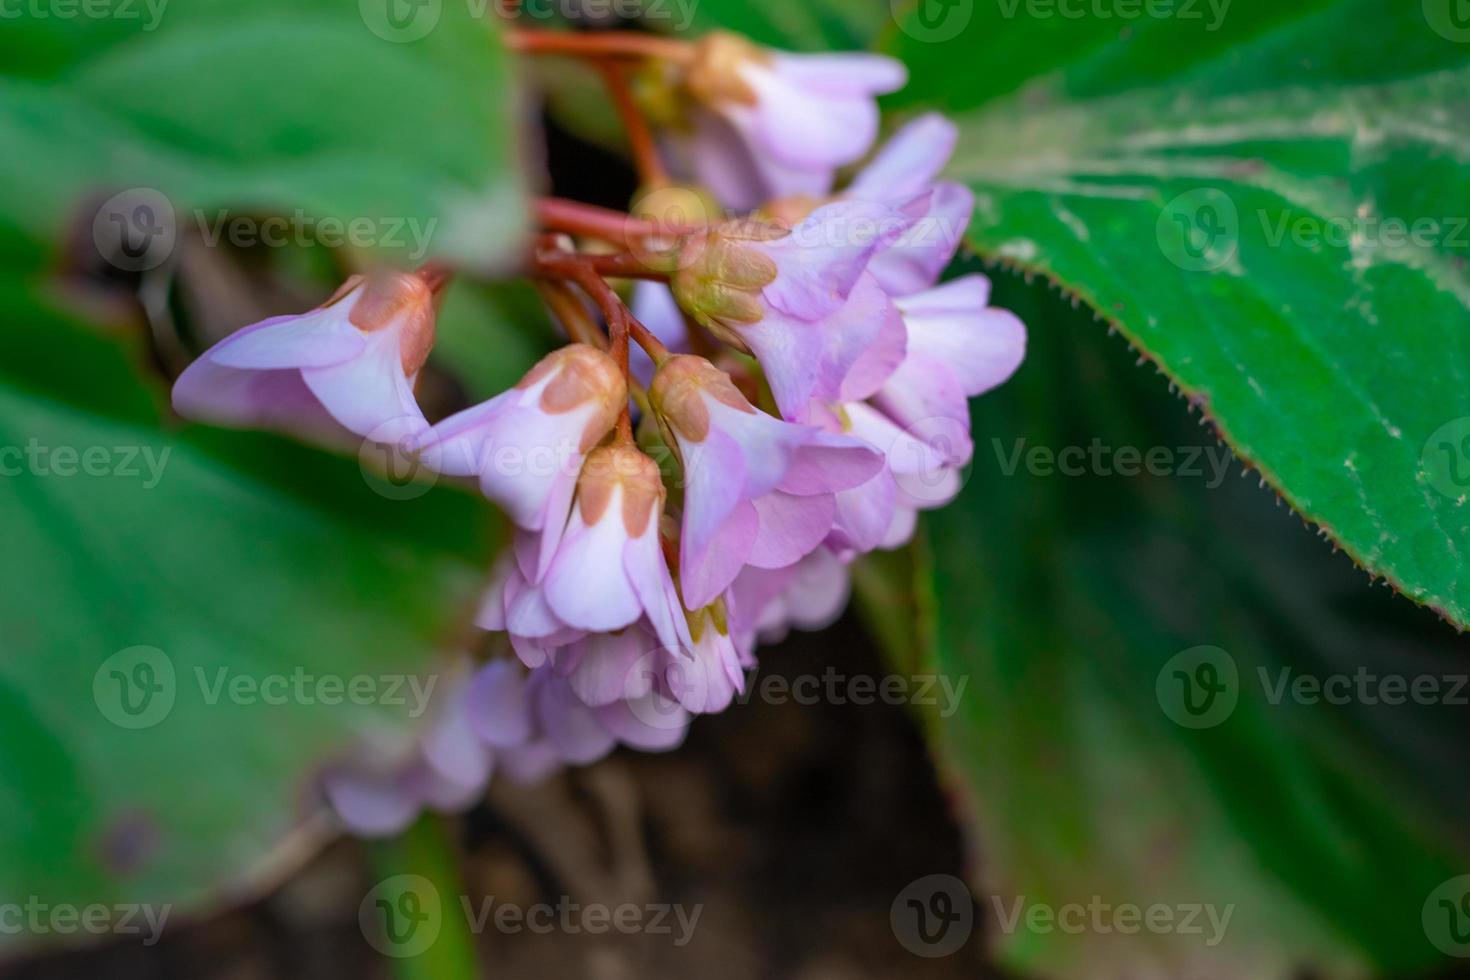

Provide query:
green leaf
left=884, top=0, right=1470, bottom=625
left=918, top=266, right=1470, bottom=978
left=0, top=0, right=529, bottom=270
left=432, top=279, right=558, bottom=402
left=0, top=277, right=499, bottom=950
left=646, top=0, right=889, bottom=50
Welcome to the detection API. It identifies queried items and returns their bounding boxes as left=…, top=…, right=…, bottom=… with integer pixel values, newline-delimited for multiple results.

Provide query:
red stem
left=414, top=260, right=454, bottom=298
left=536, top=198, right=688, bottom=247
left=531, top=248, right=674, bottom=365
left=506, top=29, right=695, bottom=64
left=596, top=61, right=670, bottom=188
left=533, top=279, right=606, bottom=349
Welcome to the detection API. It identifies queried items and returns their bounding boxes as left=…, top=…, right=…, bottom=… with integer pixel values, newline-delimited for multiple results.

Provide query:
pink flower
left=172, top=271, right=438, bottom=445
left=322, top=667, right=493, bottom=839
left=649, top=355, right=882, bottom=609
left=670, top=200, right=913, bottom=421
left=467, top=658, right=688, bottom=773
left=554, top=604, right=754, bottom=718
left=731, top=546, right=851, bottom=648
left=477, top=444, right=691, bottom=657
left=419, top=344, right=626, bottom=533
left=677, top=33, right=907, bottom=209
left=663, top=604, right=750, bottom=714
left=844, top=113, right=975, bottom=298
left=876, top=275, right=1028, bottom=456
left=831, top=402, right=964, bottom=550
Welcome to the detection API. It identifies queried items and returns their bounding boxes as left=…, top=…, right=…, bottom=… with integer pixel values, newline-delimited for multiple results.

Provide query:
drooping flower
left=876, top=274, right=1028, bottom=448
left=419, top=344, right=626, bottom=533
left=664, top=602, right=750, bottom=714
left=674, top=32, right=907, bottom=209
left=831, top=401, right=967, bottom=552
left=669, top=199, right=913, bottom=421
left=476, top=444, right=692, bottom=660
left=466, top=657, right=689, bottom=776
left=649, top=354, right=882, bottom=609
left=844, top=113, right=969, bottom=295
left=322, top=666, right=492, bottom=839
left=172, top=270, right=439, bottom=445
left=731, top=546, right=851, bottom=647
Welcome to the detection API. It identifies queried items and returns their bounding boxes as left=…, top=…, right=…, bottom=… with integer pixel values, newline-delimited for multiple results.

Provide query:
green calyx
left=669, top=221, right=783, bottom=350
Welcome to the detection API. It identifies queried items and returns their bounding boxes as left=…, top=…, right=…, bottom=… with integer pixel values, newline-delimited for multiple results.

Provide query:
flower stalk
left=506, top=28, right=695, bottom=65
left=535, top=197, right=696, bottom=248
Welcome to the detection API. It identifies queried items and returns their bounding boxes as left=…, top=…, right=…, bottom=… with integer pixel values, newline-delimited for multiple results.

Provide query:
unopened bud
left=342, top=270, right=438, bottom=375
left=648, top=355, right=755, bottom=445
left=517, top=344, right=628, bottom=452
left=683, top=31, right=767, bottom=108
left=669, top=221, right=783, bottom=348
left=578, top=444, right=665, bottom=537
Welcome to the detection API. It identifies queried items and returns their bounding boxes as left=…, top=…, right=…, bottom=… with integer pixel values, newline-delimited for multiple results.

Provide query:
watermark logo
left=1424, top=875, right=1470, bottom=957
left=1157, top=188, right=1239, bottom=272
left=1424, top=0, right=1470, bottom=42
left=359, top=420, right=442, bottom=501
left=93, top=646, right=176, bottom=730
left=891, top=874, right=974, bottom=957
left=360, top=0, right=442, bottom=41
left=93, top=188, right=176, bottom=273
left=1422, top=418, right=1470, bottom=499
left=628, top=185, right=716, bottom=271
left=1156, top=645, right=1238, bottom=729
left=361, top=875, right=443, bottom=958
left=890, top=415, right=971, bottom=505
left=895, top=0, right=974, bottom=42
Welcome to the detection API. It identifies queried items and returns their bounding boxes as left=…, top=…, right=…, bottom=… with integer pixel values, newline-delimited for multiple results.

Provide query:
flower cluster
left=170, top=29, right=1025, bottom=838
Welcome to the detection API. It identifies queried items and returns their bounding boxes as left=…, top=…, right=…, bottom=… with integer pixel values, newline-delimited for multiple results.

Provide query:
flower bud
left=577, top=444, right=666, bottom=539
left=341, top=270, right=439, bottom=376
left=669, top=221, right=782, bottom=348
left=516, top=344, right=628, bottom=452
left=683, top=31, right=766, bottom=108
left=648, top=355, right=755, bottom=446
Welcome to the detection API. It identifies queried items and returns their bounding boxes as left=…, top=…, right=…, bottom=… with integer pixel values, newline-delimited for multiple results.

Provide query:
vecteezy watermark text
left=461, top=896, right=701, bottom=944
left=0, top=898, right=171, bottom=946
left=94, top=647, right=442, bottom=730
left=195, top=209, right=439, bottom=262
left=1157, top=645, right=1470, bottom=729
left=359, top=875, right=702, bottom=958
left=991, top=895, right=1234, bottom=946
left=733, top=666, right=969, bottom=718
left=0, top=0, right=167, bottom=30
left=0, top=441, right=171, bottom=489
left=994, top=0, right=1229, bottom=30
left=196, top=667, right=439, bottom=717
left=992, top=437, right=1234, bottom=488
left=358, top=0, right=698, bottom=43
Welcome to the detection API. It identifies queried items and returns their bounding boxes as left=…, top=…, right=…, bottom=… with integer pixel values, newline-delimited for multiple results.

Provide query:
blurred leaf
left=851, top=543, right=933, bottom=680
left=917, top=265, right=1470, bottom=978
left=0, top=277, right=498, bottom=951
left=885, top=0, right=1470, bottom=626
left=0, top=0, right=530, bottom=270
left=646, top=0, right=889, bottom=50
left=432, top=279, right=559, bottom=402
